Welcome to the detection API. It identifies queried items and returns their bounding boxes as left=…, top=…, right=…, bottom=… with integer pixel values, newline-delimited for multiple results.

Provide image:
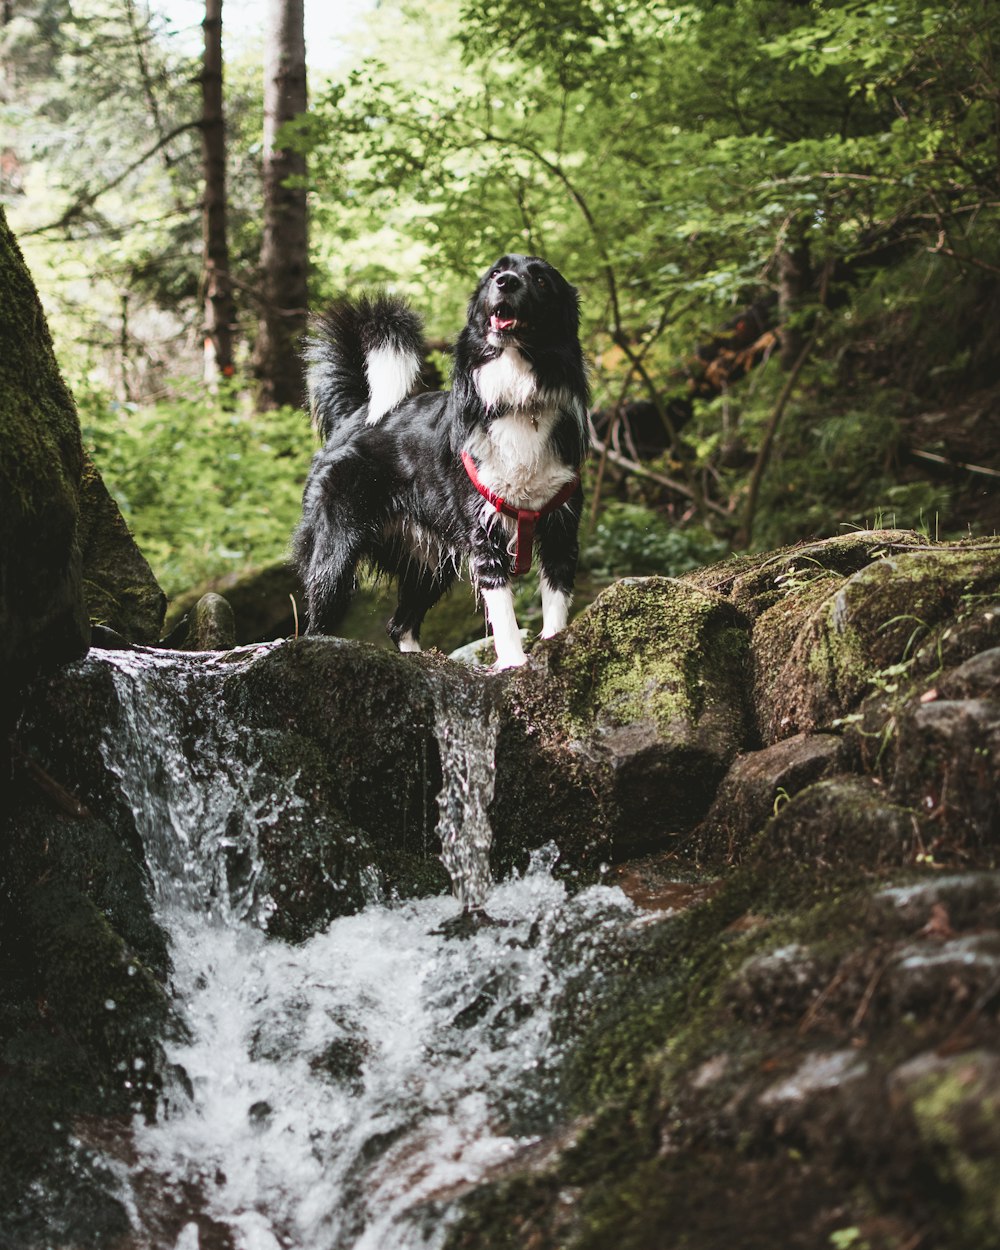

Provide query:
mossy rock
left=492, top=576, right=751, bottom=870
left=683, top=528, right=931, bottom=619
left=0, top=206, right=89, bottom=702
left=753, top=542, right=1000, bottom=742
left=696, top=731, right=847, bottom=867
left=78, top=455, right=165, bottom=645
left=164, top=559, right=488, bottom=652
left=164, top=559, right=298, bottom=644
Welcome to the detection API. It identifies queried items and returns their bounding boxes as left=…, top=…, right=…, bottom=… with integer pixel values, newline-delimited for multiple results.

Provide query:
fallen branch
left=588, top=436, right=730, bottom=518
left=910, top=447, right=1000, bottom=480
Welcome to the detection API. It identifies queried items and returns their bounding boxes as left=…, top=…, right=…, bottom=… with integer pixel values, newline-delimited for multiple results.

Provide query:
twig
left=21, top=121, right=202, bottom=237
left=910, top=448, right=1000, bottom=480
left=589, top=436, right=729, bottom=517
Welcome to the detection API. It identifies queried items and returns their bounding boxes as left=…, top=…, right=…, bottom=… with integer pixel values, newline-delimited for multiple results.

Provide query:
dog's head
left=469, top=254, right=580, bottom=350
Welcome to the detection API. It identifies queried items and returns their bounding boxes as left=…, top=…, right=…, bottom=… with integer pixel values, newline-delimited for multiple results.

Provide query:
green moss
left=542, top=578, right=746, bottom=737
left=0, top=206, right=89, bottom=693
left=907, top=1055, right=1000, bottom=1243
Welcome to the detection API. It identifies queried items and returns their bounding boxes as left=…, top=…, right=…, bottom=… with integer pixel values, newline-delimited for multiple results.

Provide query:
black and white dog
left=293, top=254, right=589, bottom=667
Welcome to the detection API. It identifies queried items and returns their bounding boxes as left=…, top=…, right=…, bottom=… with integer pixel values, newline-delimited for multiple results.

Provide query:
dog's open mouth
left=489, top=303, right=521, bottom=335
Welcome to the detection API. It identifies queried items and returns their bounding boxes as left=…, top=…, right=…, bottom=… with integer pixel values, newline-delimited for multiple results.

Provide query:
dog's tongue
left=490, top=313, right=517, bottom=333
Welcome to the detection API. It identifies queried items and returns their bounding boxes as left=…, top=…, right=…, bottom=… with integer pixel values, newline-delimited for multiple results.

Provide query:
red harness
left=461, top=450, right=579, bottom=575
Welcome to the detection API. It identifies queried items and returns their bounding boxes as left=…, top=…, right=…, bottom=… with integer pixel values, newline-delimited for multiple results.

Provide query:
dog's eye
left=535, top=274, right=548, bottom=289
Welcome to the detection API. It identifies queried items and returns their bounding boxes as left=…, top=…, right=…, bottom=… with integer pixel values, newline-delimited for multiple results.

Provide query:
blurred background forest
left=2, top=0, right=998, bottom=623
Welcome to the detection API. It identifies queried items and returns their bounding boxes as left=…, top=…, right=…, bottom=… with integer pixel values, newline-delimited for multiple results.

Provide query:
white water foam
left=88, top=647, right=635, bottom=1249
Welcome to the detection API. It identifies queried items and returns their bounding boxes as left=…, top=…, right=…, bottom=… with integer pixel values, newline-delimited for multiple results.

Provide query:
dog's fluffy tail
left=304, top=294, right=425, bottom=441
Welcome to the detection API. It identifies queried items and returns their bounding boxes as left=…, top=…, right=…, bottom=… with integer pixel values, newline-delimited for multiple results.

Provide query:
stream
left=87, top=647, right=639, bottom=1250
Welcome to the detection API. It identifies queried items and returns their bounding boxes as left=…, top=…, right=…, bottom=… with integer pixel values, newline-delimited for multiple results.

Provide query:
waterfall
left=79, top=646, right=636, bottom=1250
left=432, top=676, right=500, bottom=911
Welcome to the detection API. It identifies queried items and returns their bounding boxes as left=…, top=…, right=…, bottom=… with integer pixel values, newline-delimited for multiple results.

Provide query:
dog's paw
left=493, top=653, right=528, bottom=670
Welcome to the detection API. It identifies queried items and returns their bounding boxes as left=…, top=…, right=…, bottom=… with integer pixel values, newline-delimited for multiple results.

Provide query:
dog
left=293, top=254, right=589, bottom=667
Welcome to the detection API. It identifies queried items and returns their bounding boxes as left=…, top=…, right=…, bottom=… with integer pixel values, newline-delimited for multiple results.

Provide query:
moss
left=749, top=543, right=1000, bottom=742
left=77, top=453, right=166, bottom=643
left=0, top=206, right=89, bottom=698
left=905, top=1054, right=1000, bottom=1244
left=533, top=577, right=749, bottom=740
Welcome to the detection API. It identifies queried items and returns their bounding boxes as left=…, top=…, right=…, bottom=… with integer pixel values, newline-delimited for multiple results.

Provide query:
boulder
left=0, top=207, right=89, bottom=701
left=0, top=207, right=165, bottom=708
left=78, top=456, right=165, bottom=644
left=493, top=576, right=751, bottom=870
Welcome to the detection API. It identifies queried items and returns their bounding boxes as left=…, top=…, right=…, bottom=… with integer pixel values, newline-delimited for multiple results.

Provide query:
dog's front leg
left=540, top=572, right=571, bottom=638
left=538, top=507, right=580, bottom=639
left=482, top=585, right=527, bottom=668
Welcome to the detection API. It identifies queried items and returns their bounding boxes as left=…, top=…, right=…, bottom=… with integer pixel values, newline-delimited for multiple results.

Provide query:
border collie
left=294, top=254, right=589, bottom=667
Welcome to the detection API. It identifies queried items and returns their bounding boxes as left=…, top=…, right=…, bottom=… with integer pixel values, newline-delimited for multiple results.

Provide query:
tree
left=200, top=0, right=235, bottom=382
left=254, top=0, right=307, bottom=409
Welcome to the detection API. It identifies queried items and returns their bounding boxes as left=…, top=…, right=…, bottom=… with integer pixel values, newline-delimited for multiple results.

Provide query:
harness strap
left=461, top=450, right=579, bottom=575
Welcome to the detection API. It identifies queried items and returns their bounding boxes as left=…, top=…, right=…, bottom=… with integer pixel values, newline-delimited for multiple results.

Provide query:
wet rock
left=1, top=775, right=172, bottom=1249
left=182, top=592, right=237, bottom=651
left=697, top=731, right=846, bottom=865
left=224, top=639, right=453, bottom=872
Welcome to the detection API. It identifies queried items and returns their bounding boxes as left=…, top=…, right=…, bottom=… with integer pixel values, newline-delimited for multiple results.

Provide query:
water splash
left=78, top=646, right=637, bottom=1249
left=98, top=645, right=282, bottom=925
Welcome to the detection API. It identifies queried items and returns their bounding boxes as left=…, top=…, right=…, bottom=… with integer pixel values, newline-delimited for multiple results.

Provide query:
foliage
left=4, top=0, right=999, bottom=594
left=78, top=380, right=314, bottom=596
left=2, top=0, right=266, bottom=386
left=581, top=502, right=725, bottom=580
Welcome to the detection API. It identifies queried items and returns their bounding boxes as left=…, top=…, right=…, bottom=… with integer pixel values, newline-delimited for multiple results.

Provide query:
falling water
left=432, top=677, right=500, bottom=911
left=84, top=646, right=637, bottom=1250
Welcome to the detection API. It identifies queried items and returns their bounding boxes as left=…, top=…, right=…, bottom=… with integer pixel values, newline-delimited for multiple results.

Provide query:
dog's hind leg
left=294, top=456, right=369, bottom=636
left=387, top=562, right=455, bottom=652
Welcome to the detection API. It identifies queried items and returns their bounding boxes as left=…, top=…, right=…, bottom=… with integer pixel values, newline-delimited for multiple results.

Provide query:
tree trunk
left=254, top=0, right=307, bottom=409
left=201, top=0, right=235, bottom=383
left=778, top=230, right=811, bottom=370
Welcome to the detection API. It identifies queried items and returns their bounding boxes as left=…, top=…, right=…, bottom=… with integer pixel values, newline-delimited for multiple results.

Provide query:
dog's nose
left=493, top=271, right=522, bottom=293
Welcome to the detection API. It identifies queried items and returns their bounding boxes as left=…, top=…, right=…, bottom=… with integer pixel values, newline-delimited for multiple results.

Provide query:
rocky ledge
left=6, top=529, right=1000, bottom=1249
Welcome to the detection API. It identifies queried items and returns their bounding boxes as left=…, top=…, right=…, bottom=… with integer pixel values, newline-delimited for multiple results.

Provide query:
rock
left=697, top=731, right=846, bottom=865
left=758, top=544, right=1000, bottom=742
left=183, top=592, right=237, bottom=651
left=493, top=576, right=751, bottom=869
left=78, top=455, right=166, bottom=644
left=0, top=207, right=89, bottom=701
left=163, top=559, right=298, bottom=644
left=9, top=530, right=1000, bottom=1250
left=871, top=872, right=1000, bottom=932
left=889, top=1050, right=1000, bottom=1237
left=758, top=774, right=917, bottom=874
left=163, top=558, right=488, bottom=651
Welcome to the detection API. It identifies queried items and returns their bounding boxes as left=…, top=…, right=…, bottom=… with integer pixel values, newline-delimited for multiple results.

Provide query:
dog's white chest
left=467, top=409, right=573, bottom=509
left=474, top=347, right=538, bottom=412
